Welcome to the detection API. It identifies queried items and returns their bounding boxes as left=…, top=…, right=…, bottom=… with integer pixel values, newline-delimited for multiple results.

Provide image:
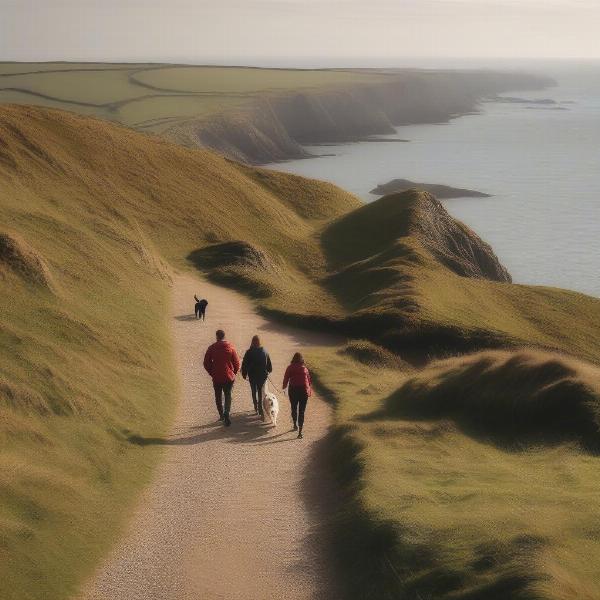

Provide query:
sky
left=1, top=0, right=599, bottom=66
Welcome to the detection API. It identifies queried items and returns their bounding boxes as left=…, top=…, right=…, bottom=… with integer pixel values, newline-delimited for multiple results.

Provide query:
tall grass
left=309, top=344, right=600, bottom=599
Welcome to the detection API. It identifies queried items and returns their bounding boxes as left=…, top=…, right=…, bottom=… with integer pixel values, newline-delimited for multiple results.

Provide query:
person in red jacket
left=203, top=329, right=240, bottom=426
left=282, top=352, right=312, bottom=439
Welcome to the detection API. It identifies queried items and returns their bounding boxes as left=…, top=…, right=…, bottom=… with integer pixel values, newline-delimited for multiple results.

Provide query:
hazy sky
left=2, top=0, right=599, bottom=65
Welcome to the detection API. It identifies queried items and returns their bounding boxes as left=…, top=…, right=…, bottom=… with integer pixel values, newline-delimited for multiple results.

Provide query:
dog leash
left=267, top=375, right=285, bottom=396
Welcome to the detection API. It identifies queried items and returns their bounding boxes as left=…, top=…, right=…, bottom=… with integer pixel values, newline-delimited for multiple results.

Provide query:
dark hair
left=251, top=335, right=260, bottom=347
left=216, top=330, right=225, bottom=340
left=291, top=352, right=304, bottom=365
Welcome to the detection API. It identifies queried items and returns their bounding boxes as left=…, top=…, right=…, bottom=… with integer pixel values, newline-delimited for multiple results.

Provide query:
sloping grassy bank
left=0, top=208, right=176, bottom=599
left=309, top=344, right=600, bottom=600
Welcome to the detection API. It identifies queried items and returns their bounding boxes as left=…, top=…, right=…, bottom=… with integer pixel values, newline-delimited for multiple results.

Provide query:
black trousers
left=249, top=376, right=267, bottom=415
left=289, top=386, right=308, bottom=429
left=213, top=380, right=234, bottom=417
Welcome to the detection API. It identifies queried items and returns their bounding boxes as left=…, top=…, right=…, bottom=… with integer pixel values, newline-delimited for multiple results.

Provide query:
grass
left=131, top=65, right=387, bottom=94
left=0, top=220, right=176, bottom=599
left=3, top=103, right=600, bottom=600
left=309, top=344, right=600, bottom=600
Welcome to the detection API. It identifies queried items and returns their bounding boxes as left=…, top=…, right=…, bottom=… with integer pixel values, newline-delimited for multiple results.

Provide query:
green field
left=0, top=63, right=387, bottom=133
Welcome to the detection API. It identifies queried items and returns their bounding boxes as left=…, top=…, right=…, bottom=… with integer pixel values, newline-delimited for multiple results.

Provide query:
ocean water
left=268, top=62, right=600, bottom=297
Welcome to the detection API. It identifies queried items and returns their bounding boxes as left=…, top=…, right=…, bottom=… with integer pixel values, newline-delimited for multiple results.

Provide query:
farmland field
left=0, top=63, right=387, bottom=133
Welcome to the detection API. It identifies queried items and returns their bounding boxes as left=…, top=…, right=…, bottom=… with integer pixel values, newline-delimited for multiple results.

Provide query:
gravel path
left=79, top=273, right=341, bottom=600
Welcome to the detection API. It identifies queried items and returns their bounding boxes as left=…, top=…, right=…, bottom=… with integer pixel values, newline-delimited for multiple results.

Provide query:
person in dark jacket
left=241, top=335, right=273, bottom=418
left=203, top=330, right=240, bottom=426
left=282, top=352, right=312, bottom=439
left=194, top=295, right=208, bottom=320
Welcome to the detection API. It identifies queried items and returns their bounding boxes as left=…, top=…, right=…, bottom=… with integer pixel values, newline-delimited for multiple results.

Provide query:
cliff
left=166, top=70, right=553, bottom=163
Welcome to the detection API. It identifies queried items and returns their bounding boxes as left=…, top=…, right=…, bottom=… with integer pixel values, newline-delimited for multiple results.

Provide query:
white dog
left=262, top=380, right=280, bottom=427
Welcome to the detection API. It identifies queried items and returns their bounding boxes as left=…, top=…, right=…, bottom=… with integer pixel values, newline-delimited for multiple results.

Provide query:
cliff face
left=164, top=100, right=310, bottom=164
left=322, top=190, right=509, bottom=282
left=166, top=70, right=553, bottom=164
left=411, top=193, right=512, bottom=282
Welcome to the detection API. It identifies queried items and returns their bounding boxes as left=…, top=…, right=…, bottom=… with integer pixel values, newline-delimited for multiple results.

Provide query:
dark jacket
left=241, top=346, right=272, bottom=382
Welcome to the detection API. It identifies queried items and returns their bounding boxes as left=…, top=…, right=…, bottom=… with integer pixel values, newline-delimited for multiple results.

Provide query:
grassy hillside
left=2, top=104, right=600, bottom=600
left=309, top=344, right=600, bottom=599
left=0, top=104, right=358, bottom=600
left=252, top=189, right=600, bottom=364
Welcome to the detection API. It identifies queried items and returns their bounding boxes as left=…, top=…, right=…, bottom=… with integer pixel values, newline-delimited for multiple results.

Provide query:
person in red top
left=282, top=352, right=312, bottom=439
left=203, top=329, right=240, bottom=426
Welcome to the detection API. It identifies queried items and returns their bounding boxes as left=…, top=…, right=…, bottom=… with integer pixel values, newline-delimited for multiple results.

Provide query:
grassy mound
left=341, top=339, right=408, bottom=370
left=309, top=345, right=600, bottom=600
left=382, top=350, right=600, bottom=450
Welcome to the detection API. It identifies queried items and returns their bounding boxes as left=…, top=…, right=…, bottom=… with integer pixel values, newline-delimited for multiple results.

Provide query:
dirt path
left=79, top=273, right=342, bottom=600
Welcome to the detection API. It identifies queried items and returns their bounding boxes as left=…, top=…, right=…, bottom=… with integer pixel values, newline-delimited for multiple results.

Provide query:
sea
left=266, top=60, right=600, bottom=298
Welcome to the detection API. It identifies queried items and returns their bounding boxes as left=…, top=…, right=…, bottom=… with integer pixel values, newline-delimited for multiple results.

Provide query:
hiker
left=241, top=335, right=273, bottom=418
left=282, top=352, right=312, bottom=439
left=194, top=295, right=208, bottom=320
left=203, top=329, right=240, bottom=426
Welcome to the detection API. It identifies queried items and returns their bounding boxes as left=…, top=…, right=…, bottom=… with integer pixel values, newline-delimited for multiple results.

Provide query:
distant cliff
left=165, top=70, right=553, bottom=164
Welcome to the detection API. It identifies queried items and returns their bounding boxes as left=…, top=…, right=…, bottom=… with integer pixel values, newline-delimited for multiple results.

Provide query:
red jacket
left=203, top=340, right=240, bottom=384
left=283, top=363, right=312, bottom=396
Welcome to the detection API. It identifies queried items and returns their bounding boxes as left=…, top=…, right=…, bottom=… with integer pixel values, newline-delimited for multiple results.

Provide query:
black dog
left=194, top=295, right=208, bottom=320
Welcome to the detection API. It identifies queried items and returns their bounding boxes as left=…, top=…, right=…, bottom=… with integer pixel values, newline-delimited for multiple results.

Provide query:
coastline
left=164, top=70, right=553, bottom=164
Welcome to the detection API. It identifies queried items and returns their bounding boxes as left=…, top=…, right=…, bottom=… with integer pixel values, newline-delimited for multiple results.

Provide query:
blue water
left=268, top=63, right=600, bottom=297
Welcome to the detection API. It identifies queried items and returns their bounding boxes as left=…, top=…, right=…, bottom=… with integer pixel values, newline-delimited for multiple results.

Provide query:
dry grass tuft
left=0, top=231, right=55, bottom=290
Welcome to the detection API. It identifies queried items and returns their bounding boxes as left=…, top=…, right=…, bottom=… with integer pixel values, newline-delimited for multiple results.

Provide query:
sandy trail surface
left=79, top=273, right=342, bottom=600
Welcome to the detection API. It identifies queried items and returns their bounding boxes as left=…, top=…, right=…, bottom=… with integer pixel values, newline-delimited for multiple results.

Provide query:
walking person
left=203, top=330, right=240, bottom=426
left=241, top=335, right=273, bottom=418
left=282, top=352, right=312, bottom=439
left=194, top=295, right=208, bottom=320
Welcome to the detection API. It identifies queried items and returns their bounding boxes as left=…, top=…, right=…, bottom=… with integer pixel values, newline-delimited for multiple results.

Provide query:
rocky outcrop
left=370, top=179, right=491, bottom=199
left=166, top=70, right=553, bottom=164
left=411, top=193, right=511, bottom=282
